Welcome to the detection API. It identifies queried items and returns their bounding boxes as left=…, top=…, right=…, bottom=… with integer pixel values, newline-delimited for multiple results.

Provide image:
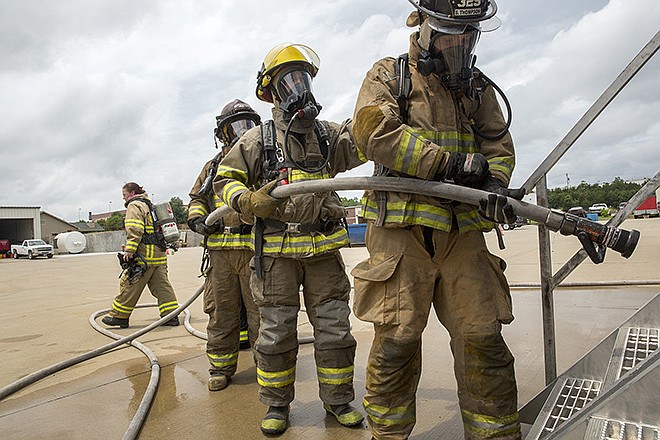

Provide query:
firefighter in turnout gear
left=213, top=43, right=365, bottom=435
left=102, top=182, right=180, bottom=328
left=351, top=1, right=523, bottom=439
left=187, top=99, right=262, bottom=391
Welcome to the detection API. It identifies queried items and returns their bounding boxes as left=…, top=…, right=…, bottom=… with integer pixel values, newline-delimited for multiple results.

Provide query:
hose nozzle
left=561, top=213, right=640, bottom=263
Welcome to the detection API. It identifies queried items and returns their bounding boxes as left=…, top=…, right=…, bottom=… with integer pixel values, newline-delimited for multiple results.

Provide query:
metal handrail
left=526, top=31, right=659, bottom=384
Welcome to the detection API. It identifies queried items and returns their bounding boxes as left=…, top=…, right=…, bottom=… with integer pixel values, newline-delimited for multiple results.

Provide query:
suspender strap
left=253, top=218, right=265, bottom=279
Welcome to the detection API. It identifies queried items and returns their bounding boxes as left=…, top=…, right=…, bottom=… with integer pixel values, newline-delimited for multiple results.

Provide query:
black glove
left=479, top=193, right=517, bottom=224
left=187, top=215, right=222, bottom=236
left=439, top=152, right=489, bottom=188
left=482, top=173, right=526, bottom=200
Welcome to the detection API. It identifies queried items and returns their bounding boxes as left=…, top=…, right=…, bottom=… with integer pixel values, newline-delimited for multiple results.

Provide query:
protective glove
left=438, top=152, right=489, bottom=188
left=187, top=215, right=222, bottom=236
left=481, top=173, right=526, bottom=200
left=234, top=180, right=287, bottom=218
left=479, top=193, right=517, bottom=224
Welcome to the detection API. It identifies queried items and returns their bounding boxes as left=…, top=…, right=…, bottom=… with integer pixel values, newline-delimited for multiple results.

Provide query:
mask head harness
left=408, top=0, right=500, bottom=94
left=256, top=43, right=322, bottom=121
left=214, top=99, right=261, bottom=150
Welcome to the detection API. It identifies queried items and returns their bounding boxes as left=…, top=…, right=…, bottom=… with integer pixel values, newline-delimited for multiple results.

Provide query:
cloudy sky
left=1, top=0, right=658, bottom=222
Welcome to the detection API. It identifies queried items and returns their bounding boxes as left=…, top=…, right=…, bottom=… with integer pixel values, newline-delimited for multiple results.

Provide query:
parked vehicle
left=633, top=196, right=659, bottom=218
left=0, top=239, right=10, bottom=256
left=567, top=207, right=587, bottom=218
left=11, top=239, right=54, bottom=259
left=588, top=203, right=608, bottom=214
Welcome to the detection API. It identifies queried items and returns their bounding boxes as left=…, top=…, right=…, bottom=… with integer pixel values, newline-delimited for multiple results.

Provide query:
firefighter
left=102, top=182, right=180, bottom=328
left=213, top=43, right=365, bottom=435
left=187, top=99, right=262, bottom=391
left=351, top=1, right=523, bottom=438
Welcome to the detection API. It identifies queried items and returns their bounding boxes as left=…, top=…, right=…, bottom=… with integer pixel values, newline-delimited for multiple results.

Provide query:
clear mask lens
left=225, top=118, right=255, bottom=143
left=276, top=69, right=314, bottom=103
left=430, top=29, right=480, bottom=72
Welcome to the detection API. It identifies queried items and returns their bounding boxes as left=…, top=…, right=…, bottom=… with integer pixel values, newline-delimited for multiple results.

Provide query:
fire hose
left=207, top=177, right=640, bottom=263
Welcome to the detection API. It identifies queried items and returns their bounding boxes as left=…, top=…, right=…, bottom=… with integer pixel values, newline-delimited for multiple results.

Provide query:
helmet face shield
left=276, top=69, right=315, bottom=104
left=224, top=118, right=256, bottom=144
left=430, top=28, right=480, bottom=59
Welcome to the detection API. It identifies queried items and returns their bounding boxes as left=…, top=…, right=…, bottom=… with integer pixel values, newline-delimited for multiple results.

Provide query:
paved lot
left=1, top=218, right=658, bottom=439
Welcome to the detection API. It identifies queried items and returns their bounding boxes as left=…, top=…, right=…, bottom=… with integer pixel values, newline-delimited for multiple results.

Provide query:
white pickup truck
left=11, top=239, right=54, bottom=259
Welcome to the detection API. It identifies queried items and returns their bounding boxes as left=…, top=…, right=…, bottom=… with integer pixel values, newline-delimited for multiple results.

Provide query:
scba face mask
left=276, top=68, right=322, bottom=121
left=417, top=17, right=482, bottom=93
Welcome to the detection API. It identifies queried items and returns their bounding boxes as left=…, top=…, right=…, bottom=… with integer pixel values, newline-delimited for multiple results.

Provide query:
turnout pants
left=352, top=223, right=520, bottom=440
left=205, top=249, right=259, bottom=376
left=109, top=264, right=178, bottom=319
left=251, top=251, right=357, bottom=407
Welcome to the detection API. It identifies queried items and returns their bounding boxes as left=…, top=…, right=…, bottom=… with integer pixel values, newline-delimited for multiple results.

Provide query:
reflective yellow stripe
left=222, top=181, right=248, bottom=206
left=188, top=206, right=208, bottom=217
left=240, top=330, right=248, bottom=342
left=208, top=351, right=239, bottom=368
left=112, top=300, right=134, bottom=314
left=363, top=398, right=416, bottom=427
left=216, top=164, right=249, bottom=182
left=317, top=365, right=354, bottom=385
left=125, top=240, right=139, bottom=252
left=206, top=234, right=252, bottom=250
left=257, top=366, right=296, bottom=388
left=124, top=219, right=145, bottom=228
left=158, top=301, right=179, bottom=314
left=289, top=168, right=329, bottom=182
left=262, top=228, right=349, bottom=257
left=488, top=156, right=515, bottom=179
left=461, top=409, right=520, bottom=437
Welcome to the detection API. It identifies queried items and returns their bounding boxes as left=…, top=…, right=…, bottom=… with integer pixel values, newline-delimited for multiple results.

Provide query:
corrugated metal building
left=0, top=206, right=79, bottom=244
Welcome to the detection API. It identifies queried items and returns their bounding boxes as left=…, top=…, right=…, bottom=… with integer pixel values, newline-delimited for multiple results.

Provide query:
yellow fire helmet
left=256, top=43, right=321, bottom=103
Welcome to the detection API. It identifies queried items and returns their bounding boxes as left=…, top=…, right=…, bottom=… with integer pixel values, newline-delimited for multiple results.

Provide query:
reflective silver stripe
left=461, top=410, right=520, bottom=436
left=208, top=351, right=239, bottom=368
left=363, top=398, right=416, bottom=427
left=257, top=366, right=296, bottom=388
left=317, top=365, right=354, bottom=385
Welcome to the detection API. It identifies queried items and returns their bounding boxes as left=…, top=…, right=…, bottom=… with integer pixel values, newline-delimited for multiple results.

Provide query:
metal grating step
left=618, top=328, right=659, bottom=378
left=593, top=417, right=660, bottom=440
left=541, top=378, right=602, bottom=436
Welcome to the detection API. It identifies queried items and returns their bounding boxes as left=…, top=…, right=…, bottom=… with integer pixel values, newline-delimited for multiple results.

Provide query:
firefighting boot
left=260, top=405, right=289, bottom=435
left=323, top=402, right=365, bottom=427
left=161, top=316, right=180, bottom=326
left=208, top=374, right=230, bottom=391
left=101, top=316, right=129, bottom=328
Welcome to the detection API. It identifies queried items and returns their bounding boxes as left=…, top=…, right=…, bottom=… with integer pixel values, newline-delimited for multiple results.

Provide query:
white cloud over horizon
left=1, top=0, right=658, bottom=221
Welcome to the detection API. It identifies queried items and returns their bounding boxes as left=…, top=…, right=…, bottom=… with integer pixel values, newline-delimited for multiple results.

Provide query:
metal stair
left=520, top=292, right=660, bottom=440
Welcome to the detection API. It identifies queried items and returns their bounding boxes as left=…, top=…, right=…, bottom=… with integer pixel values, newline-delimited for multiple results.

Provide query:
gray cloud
left=0, top=0, right=658, bottom=221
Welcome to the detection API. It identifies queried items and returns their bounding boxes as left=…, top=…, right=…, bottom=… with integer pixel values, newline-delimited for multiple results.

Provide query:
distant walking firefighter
left=102, top=182, right=180, bottom=328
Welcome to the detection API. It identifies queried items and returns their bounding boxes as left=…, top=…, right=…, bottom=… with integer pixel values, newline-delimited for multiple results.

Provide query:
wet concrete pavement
left=1, top=218, right=658, bottom=439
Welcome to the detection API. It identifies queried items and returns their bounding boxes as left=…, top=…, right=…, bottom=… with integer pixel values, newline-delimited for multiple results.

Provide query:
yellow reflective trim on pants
left=208, top=351, right=239, bottom=368
left=461, top=409, right=520, bottom=437
left=262, top=228, right=349, bottom=256
left=240, top=330, right=248, bottom=342
left=363, top=398, right=416, bottom=427
left=317, top=365, right=354, bottom=385
left=158, top=301, right=179, bottom=314
left=112, top=300, right=134, bottom=314
left=257, top=366, right=296, bottom=388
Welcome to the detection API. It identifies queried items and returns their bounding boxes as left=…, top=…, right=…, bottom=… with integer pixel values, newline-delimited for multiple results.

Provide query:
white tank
left=55, top=231, right=87, bottom=254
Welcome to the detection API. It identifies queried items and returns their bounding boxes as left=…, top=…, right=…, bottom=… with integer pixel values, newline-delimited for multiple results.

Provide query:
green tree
left=97, top=212, right=125, bottom=231
left=340, top=196, right=361, bottom=207
left=547, top=177, right=642, bottom=211
left=170, top=196, right=188, bottom=224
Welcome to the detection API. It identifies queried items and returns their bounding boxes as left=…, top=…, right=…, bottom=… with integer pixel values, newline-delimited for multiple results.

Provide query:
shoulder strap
left=394, top=53, right=412, bottom=124
left=261, top=120, right=281, bottom=183
left=314, top=120, right=330, bottom=163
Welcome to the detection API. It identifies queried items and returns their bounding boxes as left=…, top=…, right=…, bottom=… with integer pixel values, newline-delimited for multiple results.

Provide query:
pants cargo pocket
left=203, top=274, right=215, bottom=314
left=351, top=253, right=403, bottom=325
left=485, top=252, right=514, bottom=325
